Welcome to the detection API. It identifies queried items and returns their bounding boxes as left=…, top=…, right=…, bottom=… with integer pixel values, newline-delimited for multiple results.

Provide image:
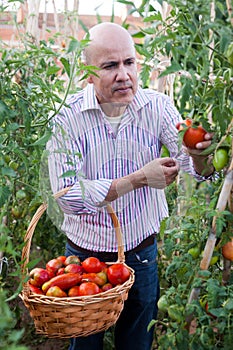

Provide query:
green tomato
left=209, top=255, right=219, bottom=266
left=201, top=250, right=219, bottom=266
left=11, top=206, right=22, bottom=218
left=16, top=189, right=27, bottom=200
left=188, top=247, right=200, bottom=259
left=213, top=148, right=229, bottom=171
left=9, top=160, right=19, bottom=171
left=3, top=154, right=11, bottom=164
left=157, top=295, right=169, bottom=313
left=168, top=305, right=184, bottom=323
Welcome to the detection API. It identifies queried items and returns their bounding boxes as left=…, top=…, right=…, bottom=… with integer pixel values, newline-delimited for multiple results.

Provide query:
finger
left=195, top=140, right=212, bottom=149
left=204, top=132, right=214, bottom=140
left=160, top=157, right=178, bottom=167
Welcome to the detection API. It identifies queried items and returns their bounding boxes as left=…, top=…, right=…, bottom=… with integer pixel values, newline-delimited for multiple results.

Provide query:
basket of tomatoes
left=20, top=188, right=135, bottom=338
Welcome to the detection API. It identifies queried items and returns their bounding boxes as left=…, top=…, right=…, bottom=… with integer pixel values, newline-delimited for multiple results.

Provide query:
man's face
left=87, top=38, right=138, bottom=107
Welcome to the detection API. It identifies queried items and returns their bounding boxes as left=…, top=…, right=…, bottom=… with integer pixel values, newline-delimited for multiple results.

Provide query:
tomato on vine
left=176, top=119, right=207, bottom=149
left=212, top=148, right=229, bottom=171
left=188, top=247, right=200, bottom=259
left=157, top=294, right=169, bottom=313
left=222, top=238, right=233, bottom=261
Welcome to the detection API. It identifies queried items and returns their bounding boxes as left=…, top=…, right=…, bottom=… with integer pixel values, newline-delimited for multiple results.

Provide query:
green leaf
left=199, top=143, right=217, bottom=156
left=1, top=167, right=17, bottom=178
left=132, top=31, right=145, bottom=38
left=31, top=131, right=52, bottom=146
left=223, top=299, right=233, bottom=311
left=158, top=61, right=182, bottom=78
left=26, top=257, right=42, bottom=270
left=0, top=186, right=11, bottom=207
left=67, top=38, right=80, bottom=53
left=59, top=170, right=76, bottom=178
left=46, top=65, right=62, bottom=76
left=144, top=13, right=162, bottom=22
left=60, top=57, right=71, bottom=77
left=177, top=129, right=186, bottom=151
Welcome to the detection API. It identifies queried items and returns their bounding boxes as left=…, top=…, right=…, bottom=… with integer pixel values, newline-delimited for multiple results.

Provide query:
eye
left=125, top=58, right=135, bottom=66
left=102, top=62, right=118, bottom=70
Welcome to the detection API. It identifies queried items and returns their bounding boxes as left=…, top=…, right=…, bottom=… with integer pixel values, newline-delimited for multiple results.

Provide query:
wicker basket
left=20, top=188, right=135, bottom=338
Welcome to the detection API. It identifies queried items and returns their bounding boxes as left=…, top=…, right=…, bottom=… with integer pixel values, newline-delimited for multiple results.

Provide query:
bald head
left=83, top=22, right=135, bottom=65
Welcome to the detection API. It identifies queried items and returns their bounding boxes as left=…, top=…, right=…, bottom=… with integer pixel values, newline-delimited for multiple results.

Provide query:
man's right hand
left=105, top=157, right=180, bottom=202
left=141, top=157, right=180, bottom=189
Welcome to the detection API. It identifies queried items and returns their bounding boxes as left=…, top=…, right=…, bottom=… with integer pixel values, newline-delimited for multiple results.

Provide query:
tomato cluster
left=28, top=255, right=130, bottom=297
left=176, top=118, right=230, bottom=171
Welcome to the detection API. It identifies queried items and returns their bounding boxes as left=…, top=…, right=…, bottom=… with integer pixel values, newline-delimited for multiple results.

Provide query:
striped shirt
left=46, top=84, right=201, bottom=252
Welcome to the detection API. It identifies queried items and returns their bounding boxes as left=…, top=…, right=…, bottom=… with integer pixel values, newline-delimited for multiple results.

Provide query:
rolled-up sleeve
left=46, top=112, right=112, bottom=215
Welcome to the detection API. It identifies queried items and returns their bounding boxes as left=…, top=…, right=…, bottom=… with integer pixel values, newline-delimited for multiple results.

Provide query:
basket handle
left=21, top=188, right=125, bottom=279
left=106, top=204, right=125, bottom=263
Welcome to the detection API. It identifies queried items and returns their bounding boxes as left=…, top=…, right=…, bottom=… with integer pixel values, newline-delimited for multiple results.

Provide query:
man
left=47, top=22, right=214, bottom=350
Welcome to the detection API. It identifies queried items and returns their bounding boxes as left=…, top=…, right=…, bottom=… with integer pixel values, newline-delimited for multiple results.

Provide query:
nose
left=116, top=64, right=129, bottom=81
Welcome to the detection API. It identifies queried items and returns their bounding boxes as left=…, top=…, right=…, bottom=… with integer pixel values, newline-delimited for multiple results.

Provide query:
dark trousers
left=65, top=239, right=160, bottom=350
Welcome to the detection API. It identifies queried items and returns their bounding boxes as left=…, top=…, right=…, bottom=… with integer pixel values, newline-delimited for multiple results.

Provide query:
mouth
left=113, top=85, right=132, bottom=94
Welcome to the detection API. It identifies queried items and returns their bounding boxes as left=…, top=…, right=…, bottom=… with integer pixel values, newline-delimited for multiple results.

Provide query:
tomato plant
left=1, top=1, right=232, bottom=349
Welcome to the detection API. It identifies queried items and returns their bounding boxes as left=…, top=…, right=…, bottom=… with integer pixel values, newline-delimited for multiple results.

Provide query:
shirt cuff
left=79, top=178, right=113, bottom=209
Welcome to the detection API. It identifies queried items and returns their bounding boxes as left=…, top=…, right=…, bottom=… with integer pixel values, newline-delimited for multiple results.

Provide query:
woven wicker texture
left=20, top=188, right=135, bottom=338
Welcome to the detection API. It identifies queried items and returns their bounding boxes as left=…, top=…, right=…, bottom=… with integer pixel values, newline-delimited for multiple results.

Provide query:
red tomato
left=222, top=238, right=233, bottom=261
left=46, top=258, right=63, bottom=274
left=183, top=125, right=207, bottom=148
left=64, top=264, right=84, bottom=274
left=29, top=268, right=50, bottom=287
left=100, top=261, right=108, bottom=273
left=101, top=282, right=113, bottom=292
left=176, top=119, right=207, bottom=149
left=68, top=285, right=80, bottom=297
left=29, top=284, right=44, bottom=295
left=57, top=255, right=67, bottom=264
left=56, top=267, right=65, bottom=275
left=82, top=257, right=102, bottom=273
left=78, top=282, right=101, bottom=296
left=107, top=263, right=130, bottom=285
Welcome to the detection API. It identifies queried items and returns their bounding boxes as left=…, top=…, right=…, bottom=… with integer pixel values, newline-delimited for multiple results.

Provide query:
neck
left=99, top=102, right=128, bottom=117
